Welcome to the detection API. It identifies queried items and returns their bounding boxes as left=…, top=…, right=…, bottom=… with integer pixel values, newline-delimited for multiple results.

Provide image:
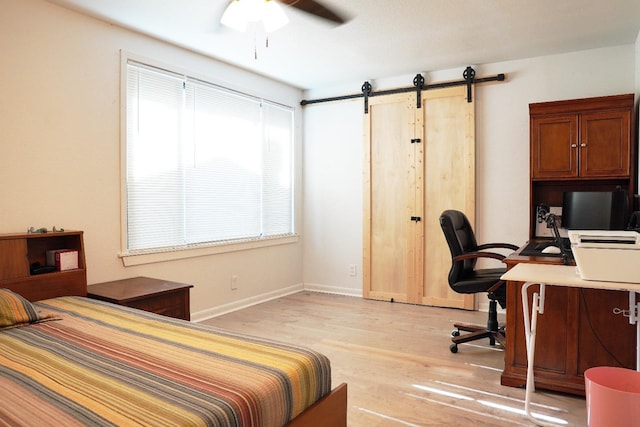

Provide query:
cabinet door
left=531, top=115, right=578, bottom=179
left=579, top=110, right=631, bottom=178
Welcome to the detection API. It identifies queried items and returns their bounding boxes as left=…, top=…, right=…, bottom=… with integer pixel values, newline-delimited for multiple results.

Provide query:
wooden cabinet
left=531, top=108, right=631, bottom=179
left=529, top=94, right=635, bottom=236
left=0, top=231, right=87, bottom=301
left=501, top=248, right=637, bottom=395
left=509, top=93, right=638, bottom=395
left=88, top=277, right=193, bottom=321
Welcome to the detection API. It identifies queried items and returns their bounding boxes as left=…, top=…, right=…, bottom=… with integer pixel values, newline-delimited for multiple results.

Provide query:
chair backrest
left=439, top=210, right=479, bottom=285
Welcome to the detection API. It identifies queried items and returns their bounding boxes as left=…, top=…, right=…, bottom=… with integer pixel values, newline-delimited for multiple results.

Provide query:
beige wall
left=0, top=0, right=304, bottom=320
left=302, top=45, right=637, bottom=299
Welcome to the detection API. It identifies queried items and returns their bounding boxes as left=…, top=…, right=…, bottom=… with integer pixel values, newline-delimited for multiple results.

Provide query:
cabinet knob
left=580, top=143, right=587, bottom=147
left=571, top=144, right=577, bottom=148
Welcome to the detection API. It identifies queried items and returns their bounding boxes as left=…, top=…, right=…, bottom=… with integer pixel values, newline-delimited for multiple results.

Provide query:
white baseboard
left=191, top=283, right=303, bottom=323
left=191, top=283, right=362, bottom=323
left=302, top=282, right=363, bottom=297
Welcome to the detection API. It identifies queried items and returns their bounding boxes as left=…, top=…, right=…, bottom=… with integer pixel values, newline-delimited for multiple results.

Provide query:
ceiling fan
left=278, top=0, right=346, bottom=24
left=221, top=0, right=347, bottom=33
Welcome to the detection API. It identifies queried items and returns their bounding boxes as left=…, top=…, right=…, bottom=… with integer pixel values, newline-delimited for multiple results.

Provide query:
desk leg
left=521, top=282, right=553, bottom=426
left=632, top=291, right=639, bottom=371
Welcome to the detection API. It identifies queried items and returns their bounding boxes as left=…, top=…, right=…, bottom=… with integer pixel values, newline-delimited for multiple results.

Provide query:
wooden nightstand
left=88, top=277, right=193, bottom=321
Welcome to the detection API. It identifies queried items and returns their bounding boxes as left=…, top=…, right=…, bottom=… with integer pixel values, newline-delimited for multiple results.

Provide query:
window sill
left=119, top=235, right=299, bottom=267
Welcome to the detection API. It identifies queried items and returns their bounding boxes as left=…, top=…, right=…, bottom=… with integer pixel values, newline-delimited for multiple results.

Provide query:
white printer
left=568, top=230, right=640, bottom=283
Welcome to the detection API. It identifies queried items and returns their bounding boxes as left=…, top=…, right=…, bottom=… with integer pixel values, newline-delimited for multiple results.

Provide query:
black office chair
left=439, top=210, right=518, bottom=353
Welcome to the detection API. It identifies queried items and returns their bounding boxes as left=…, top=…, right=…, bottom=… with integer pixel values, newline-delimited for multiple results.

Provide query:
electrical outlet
left=349, top=264, right=357, bottom=277
left=231, top=275, right=238, bottom=290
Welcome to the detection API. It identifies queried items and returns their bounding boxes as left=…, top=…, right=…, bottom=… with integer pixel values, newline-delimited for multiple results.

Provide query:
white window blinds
left=125, top=61, right=294, bottom=254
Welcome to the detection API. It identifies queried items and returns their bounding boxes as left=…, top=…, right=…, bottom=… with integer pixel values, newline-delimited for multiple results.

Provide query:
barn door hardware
left=361, top=81, right=373, bottom=114
left=413, top=74, right=425, bottom=108
left=300, top=67, right=506, bottom=113
left=463, top=66, right=475, bottom=102
left=410, top=216, right=422, bottom=222
left=411, top=138, right=421, bottom=144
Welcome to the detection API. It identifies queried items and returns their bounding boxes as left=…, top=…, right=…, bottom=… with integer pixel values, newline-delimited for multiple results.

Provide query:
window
left=124, top=60, right=294, bottom=257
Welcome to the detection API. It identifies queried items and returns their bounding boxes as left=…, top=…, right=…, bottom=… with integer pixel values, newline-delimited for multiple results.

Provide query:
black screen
left=561, top=190, right=628, bottom=230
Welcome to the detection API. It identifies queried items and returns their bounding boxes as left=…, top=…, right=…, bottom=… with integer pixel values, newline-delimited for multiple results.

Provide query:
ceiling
left=47, top=0, right=640, bottom=90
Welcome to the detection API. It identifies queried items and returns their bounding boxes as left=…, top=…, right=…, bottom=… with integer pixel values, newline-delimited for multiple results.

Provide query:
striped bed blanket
left=0, top=297, right=331, bottom=426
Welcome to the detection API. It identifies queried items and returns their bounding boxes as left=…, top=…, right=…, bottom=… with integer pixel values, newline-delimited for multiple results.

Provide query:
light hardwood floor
left=200, top=292, right=587, bottom=426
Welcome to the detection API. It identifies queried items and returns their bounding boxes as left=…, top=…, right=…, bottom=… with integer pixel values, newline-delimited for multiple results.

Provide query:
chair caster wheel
left=451, top=329, right=460, bottom=337
left=450, top=344, right=458, bottom=353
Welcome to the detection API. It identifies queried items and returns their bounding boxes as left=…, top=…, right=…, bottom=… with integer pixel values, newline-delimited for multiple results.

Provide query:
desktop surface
left=502, top=263, right=640, bottom=290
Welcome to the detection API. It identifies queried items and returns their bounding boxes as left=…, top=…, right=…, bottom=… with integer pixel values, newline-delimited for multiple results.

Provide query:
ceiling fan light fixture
left=262, top=1, right=288, bottom=32
left=220, top=0, right=247, bottom=31
left=221, top=0, right=288, bottom=33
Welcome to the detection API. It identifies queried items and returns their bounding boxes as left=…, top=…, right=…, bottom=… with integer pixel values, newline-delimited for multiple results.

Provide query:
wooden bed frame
left=8, top=281, right=348, bottom=426
left=286, top=382, right=347, bottom=427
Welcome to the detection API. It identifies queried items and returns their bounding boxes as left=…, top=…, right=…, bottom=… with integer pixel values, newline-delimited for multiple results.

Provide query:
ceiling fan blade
left=279, top=0, right=347, bottom=24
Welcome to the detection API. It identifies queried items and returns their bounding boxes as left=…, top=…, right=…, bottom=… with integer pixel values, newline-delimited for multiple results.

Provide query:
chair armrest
left=476, top=242, right=519, bottom=251
left=453, top=251, right=506, bottom=262
left=487, top=280, right=506, bottom=293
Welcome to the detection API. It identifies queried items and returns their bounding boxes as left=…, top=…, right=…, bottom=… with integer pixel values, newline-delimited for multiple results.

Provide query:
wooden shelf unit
left=502, top=93, right=638, bottom=396
left=529, top=93, right=635, bottom=236
left=0, top=231, right=87, bottom=301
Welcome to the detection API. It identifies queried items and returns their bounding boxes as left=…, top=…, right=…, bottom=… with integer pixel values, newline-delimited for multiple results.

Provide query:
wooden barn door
left=363, top=85, right=475, bottom=309
left=363, top=93, right=421, bottom=303
left=420, top=86, right=475, bottom=309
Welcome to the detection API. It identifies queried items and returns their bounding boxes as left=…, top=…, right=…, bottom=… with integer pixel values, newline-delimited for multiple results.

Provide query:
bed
left=0, top=285, right=347, bottom=426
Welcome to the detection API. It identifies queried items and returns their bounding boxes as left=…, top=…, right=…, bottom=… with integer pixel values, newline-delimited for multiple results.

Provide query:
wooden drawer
left=88, top=277, right=193, bottom=321
left=125, top=290, right=189, bottom=319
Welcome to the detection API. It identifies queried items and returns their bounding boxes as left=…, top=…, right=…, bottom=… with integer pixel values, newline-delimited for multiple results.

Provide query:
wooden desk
left=501, top=242, right=637, bottom=396
left=502, top=263, right=640, bottom=426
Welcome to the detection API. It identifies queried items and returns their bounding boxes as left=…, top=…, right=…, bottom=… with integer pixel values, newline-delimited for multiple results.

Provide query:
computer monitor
left=561, top=190, right=628, bottom=230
